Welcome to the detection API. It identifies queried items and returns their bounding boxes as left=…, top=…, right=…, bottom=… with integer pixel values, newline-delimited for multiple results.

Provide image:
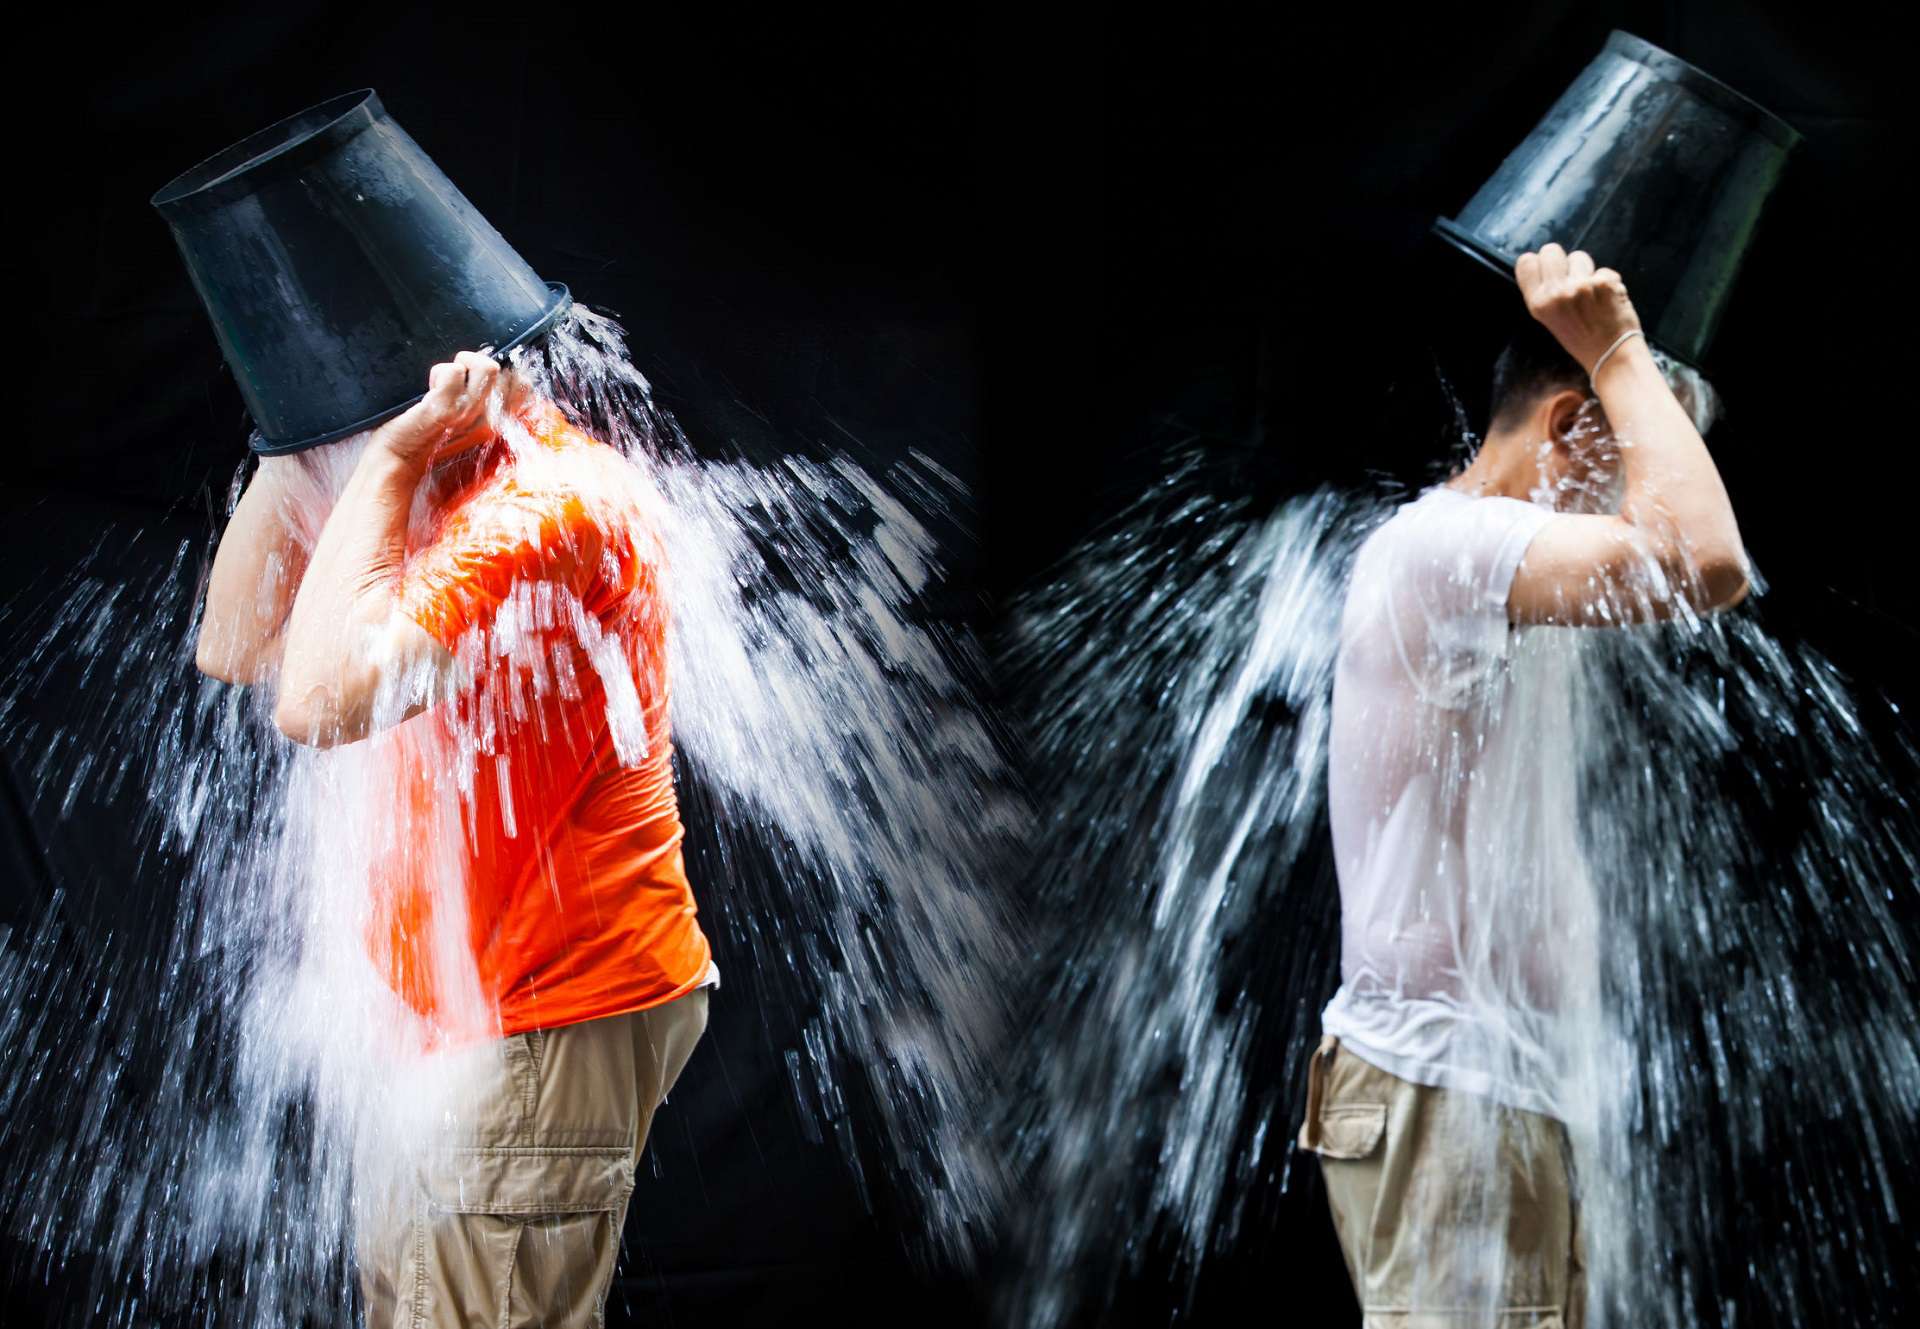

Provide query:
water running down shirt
left=1322, top=485, right=1599, bottom=1122
left=367, top=397, right=716, bottom=1043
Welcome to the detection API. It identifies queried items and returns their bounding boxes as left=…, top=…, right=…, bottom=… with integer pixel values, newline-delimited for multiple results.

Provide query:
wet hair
left=1486, top=317, right=1590, bottom=434
left=1485, top=317, right=1726, bottom=438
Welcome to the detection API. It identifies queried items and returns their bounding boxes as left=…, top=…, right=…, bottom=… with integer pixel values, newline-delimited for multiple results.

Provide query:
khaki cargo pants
left=357, top=988, right=710, bottom=1328
left=1296, top=1034, right=1587, bottom=1329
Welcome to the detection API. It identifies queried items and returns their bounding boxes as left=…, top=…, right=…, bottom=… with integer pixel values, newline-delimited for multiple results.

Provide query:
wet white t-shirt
left=1321, top=484, right=1598, bottom=1122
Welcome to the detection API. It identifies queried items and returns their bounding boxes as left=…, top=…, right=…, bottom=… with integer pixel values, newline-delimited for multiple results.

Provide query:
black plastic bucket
left=152, top=90, right=571, bottom=454
left=1433, top=30, right=1801, bottom=371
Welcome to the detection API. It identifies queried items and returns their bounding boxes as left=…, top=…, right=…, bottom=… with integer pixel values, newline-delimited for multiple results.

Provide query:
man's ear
left=1545, top=388, right=1595, bottom=448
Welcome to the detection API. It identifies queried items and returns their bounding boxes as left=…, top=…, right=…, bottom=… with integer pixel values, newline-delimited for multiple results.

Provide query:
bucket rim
left=248, top=282, right=575, bottom=456
left=1428, top=219, right=1707, bottom=374
left=151, top=89, right=385, bottom=216
left=1604, top=30, right=1802, bottom=151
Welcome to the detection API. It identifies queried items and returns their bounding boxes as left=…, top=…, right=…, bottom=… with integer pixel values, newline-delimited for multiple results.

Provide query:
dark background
left=3, top=2, right=1905, bottom=1326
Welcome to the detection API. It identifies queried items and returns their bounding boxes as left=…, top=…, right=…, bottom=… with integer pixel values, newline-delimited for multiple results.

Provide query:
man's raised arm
left=271, top=352, right=502, bottom=747
left=196, top=456, right=309, bottom=685
left=1506, top=243, right=1750, bottom=626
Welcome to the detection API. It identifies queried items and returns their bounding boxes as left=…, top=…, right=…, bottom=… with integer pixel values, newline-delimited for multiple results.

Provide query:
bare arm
left=196, top=455, right=309, bottom=684
left=273, top=352, right=504, bottom=747
left=1506, top=243, right=1750, bottom=626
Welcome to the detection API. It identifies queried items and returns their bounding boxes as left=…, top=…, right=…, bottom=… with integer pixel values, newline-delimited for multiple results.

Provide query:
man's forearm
left=274, top=436, right=430, bottom=743
left=197, top=457, right=309, bottom=684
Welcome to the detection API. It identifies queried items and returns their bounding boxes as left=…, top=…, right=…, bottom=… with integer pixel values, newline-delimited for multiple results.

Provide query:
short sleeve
left=1376, top=491, right=1558, bottom=705
left=396, top=485, right=602, bottom=650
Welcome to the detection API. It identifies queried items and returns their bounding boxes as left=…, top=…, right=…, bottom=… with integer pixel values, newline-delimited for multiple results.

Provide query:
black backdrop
left=3, top=3, right=1907, bottom=1327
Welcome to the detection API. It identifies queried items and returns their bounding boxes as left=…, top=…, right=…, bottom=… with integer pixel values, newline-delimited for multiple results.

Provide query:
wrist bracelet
left=1589, top=329, right=1645, bottom=383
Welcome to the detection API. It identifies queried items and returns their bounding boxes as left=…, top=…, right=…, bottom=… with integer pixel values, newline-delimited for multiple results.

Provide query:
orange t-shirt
left=368, top=398, right=712, bottom=1043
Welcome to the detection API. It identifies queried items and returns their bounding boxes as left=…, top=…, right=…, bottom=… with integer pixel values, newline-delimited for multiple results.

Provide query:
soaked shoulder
left=501, top=444, right=636, bottom=530
left=1347, top=501, right=1423, bottom=583
left=1336, top=502, right=1428, bottom=648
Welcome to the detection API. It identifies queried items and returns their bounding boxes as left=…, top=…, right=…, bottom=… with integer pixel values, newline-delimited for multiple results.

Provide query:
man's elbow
left=273, top=696, right=320, bottom=745
left=273, top=689, right=351, bottom=748
left=196, top=653, right=245, bottom=686
left=1691, top=549, right=1752, bottom=614
left=196, top=632, right=256, bottom=686
left=196, top=625, right=288, bottom=687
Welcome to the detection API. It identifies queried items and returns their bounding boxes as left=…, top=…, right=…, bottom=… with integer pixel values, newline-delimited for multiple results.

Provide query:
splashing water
left=999, top=355, right=1919, bottom=1326
left=0, top=304, right=1024, bottom=1325
left=995, top=458, right=1369, bottom=1326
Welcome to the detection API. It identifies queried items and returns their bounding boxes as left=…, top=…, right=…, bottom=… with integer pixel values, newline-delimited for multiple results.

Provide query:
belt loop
left=1303, top=1034, right=1339, bottom=1151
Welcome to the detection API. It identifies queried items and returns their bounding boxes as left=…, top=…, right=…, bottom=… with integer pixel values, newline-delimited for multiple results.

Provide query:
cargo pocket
left=423, top=1028, right=634, bottom=1217
left=425, top=1146, right=633, bottom=1216
left=1298, top=1036, right=1387, bottom=1160
left=1310, top=1104, right=1386, bottom=1160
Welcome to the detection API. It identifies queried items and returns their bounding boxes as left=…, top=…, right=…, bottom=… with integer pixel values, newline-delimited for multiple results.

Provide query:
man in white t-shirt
left=1295, top=243, right=1749, bottom=1326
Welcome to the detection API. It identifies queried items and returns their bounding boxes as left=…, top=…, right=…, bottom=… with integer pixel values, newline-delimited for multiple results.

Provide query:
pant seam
left=593, top=1210, right=611, bottom=1329
left=516, top=1034, right=539, bottom=1141
left=496, top=1220, right=524, bottom=1329
left=409, top=1198, right=428, bottom=1329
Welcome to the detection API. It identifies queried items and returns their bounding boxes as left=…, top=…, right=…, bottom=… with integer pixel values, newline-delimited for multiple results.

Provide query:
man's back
left=1323, top=484, right=1598, bottom=1120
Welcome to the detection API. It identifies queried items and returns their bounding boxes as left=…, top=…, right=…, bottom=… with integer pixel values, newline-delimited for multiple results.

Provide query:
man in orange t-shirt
left=196, top=349, right=715, bottom=1326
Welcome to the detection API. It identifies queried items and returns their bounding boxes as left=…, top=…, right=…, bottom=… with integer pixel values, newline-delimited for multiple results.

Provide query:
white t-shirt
left=1321, top=484, right=1599, bottom=1122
